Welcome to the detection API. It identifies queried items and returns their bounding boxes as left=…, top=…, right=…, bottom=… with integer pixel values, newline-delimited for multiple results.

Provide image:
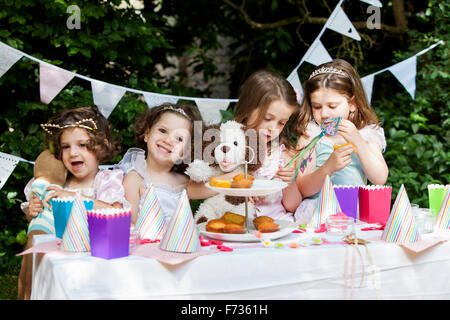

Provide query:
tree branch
left=223, top=0, right=406, bottom=35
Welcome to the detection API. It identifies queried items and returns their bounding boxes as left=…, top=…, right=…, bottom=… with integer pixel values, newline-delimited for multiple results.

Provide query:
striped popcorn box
left=159, top=190, right=200, bottom=253
left=309, top=175, right=341, bottom=229
left=87, top=206, right=132, bottom=259
left=435, top=187, right=450, bottom=230
left=61, top=193, right=92, bottom=252
left=428, top=184, right=450, bottom=218
left=135, top=183, right=167, bottom=241
left=381, top=185, right=420, bottom=243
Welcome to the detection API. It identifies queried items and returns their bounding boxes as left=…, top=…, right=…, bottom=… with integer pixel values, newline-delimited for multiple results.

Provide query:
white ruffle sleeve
left=114, top=147, right=147, bottom=179
left=359, top=124, right=387, bottom=153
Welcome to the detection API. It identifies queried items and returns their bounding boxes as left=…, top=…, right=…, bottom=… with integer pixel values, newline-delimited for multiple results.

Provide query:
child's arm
left=277, top=150, right=302, bottom=212
left=338, top=120, right=388, bottom=185
left=122, top=170, right=144, bottom=225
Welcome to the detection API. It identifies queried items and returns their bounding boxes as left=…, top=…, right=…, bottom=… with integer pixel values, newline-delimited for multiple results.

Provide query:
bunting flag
left=0, top=42, right=23, bottom=78
left=195, top=98, right=230, bottom=125
left=287, top=69, right=303, bottom=98
left=303, top=39, right=333, bottom=66
left=0, top=152, right=21, bottom=190
left=143, top=92, right=179, bottom=109
left=388, top=56, right=417, bottom=99
left=91, top=80, right=127, bottom=118
left=361, top=74, right=375, bottom=104
left=360, top=0, right=383, bottom=7
left=39, top=63, right=74, bottom=104
left=327, top=6, right=361, bottom=41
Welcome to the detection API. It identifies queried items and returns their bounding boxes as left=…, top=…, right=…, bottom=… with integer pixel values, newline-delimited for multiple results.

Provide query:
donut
left=253, top=216, right=274, bottom=229
left=223, top=223, right=246, bottom=234
left=257, top=221, right=280, bottom=233
left=221, top=212, right=245, bottom=226
left=206, top=219, right=227, bottom=233
left=209, top=177, right=232, bottom=188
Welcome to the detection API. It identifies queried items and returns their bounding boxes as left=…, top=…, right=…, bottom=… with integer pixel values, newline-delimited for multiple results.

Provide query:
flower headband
left=160, top=106, right=191, bottom=120
left=41, top=118, right=98, bottom=135
left=308, top=66, right=347, bottom=80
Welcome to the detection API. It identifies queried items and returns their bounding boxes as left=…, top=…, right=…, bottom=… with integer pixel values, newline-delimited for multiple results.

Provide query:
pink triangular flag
left=159, top=190, right=200, bottom=253
left=135, top=183, right=168, bottom=240
left=435, top=187, right=450, bottom=229
left=61, top=193, right=90, bottom=252
left=39, top=63, right=74, bottom=104
left=381, top=185, right=420, bottom=243
left=310, top=175, right=341, bottom=228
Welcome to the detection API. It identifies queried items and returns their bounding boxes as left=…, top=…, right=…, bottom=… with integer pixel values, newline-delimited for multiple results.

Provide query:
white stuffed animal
left=186, top=120, right=262, bottom=225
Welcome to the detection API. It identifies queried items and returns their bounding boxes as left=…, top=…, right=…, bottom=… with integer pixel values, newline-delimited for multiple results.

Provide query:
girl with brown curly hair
left=19, top=105, right=126, bottom=299
left=116, top=103, right=203, bottom=225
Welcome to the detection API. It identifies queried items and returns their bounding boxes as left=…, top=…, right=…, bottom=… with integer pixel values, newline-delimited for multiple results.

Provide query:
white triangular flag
left=0, top=42, right=23, bottom=78
left=304, top=39, right=333, bottom=66
left=287, top=69, right=303, bottom=103
left=327, top=6, right=361, bottom=41
left=389, top=56, right=417, bottom=99
left=360, top=0, right=383, bottom=7
left=91, top=80, right=126, bottom=118
left=361, top=74, right=375, bottom=104
left=195, top=99, right=230, bottom=125
left=39, top=63, right=74, bottom=104
left=143, top=92, right=179, bottom=109
left=0, top=152, right=21, bottom=190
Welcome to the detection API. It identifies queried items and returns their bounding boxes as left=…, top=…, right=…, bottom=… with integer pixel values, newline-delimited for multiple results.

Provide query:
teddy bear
left=28, top=149, right=67, bottom=223
left=186, top=120, right=263, bottom=226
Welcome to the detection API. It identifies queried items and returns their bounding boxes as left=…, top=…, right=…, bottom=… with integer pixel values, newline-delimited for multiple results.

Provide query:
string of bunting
left=286, top=0, right=444, bottom=103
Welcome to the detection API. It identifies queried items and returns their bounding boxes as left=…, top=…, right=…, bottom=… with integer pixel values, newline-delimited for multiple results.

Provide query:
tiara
left=41, top=118, right=98, bottom=135
left=160, top=106, right=191, bottom=120
left=308, top=67, right=347, bottom=79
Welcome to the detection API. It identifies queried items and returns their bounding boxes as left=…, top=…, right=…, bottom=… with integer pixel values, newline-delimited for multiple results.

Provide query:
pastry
left=232, top=173, right=254, bottom=181
left=206, top=219, right=228, bottom=233
left=221, top=211, right=245, bottom=226
left=223, top=223, right=246, bottom=234
left=257, top=221, right=280, bottom=233
left=209, top=177, right=232, bottom=188
left=253, top=216, right=274, bottom=229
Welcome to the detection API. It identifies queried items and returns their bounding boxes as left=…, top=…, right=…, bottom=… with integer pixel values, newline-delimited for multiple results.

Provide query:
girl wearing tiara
left=117, top=103, right=203, bottom=225
left=19, top=105, right=126, bottom=299
left=294, top=59, right=389, bottom=223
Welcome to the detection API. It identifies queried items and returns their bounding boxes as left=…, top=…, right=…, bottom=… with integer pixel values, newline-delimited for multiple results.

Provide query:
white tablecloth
left=30, top=230, right=450, bottom=300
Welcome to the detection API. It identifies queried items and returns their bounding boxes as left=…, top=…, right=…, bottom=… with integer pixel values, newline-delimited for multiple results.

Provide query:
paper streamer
left=61, top=193, right=91, bottom=252
left=310, top=175, right=342, bottom=228
left=435, top=187, right=450, bottom=230
left=381, top=185, right=420, bottom=243
left=135, top=183, right=168, bottom=241
left=39, top=63, right=74, bottom=104
left=159, top=190, right=200, bottom=253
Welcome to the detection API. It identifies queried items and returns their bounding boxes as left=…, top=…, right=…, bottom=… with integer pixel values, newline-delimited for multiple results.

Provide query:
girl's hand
left=337, top=119, right=362, bottom=145
left=325, top=144, right=354, bottom=174
left=28, top=194, right=44, bottom=219
left=43, top=186, right=75, bottom=204
left=249, top=196, right=265, bottom=205
left=274, top=165, right=296, bottom=182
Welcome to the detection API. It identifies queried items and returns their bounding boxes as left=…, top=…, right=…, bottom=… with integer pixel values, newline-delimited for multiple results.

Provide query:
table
left=30, top=229, right=450, bottom=300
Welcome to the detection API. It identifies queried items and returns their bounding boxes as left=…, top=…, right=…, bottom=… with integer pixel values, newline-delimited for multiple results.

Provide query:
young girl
left=294, top=59, right=389, bottom=223
left=117, top=103, right=203, bottom=225
left=19, top=105, right=126, bottom=299
left=188, top=70, right=302, bottom=221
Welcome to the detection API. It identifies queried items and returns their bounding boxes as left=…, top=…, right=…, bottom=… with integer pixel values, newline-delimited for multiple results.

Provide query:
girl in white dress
left=117, top=104, right=203, bottom=224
